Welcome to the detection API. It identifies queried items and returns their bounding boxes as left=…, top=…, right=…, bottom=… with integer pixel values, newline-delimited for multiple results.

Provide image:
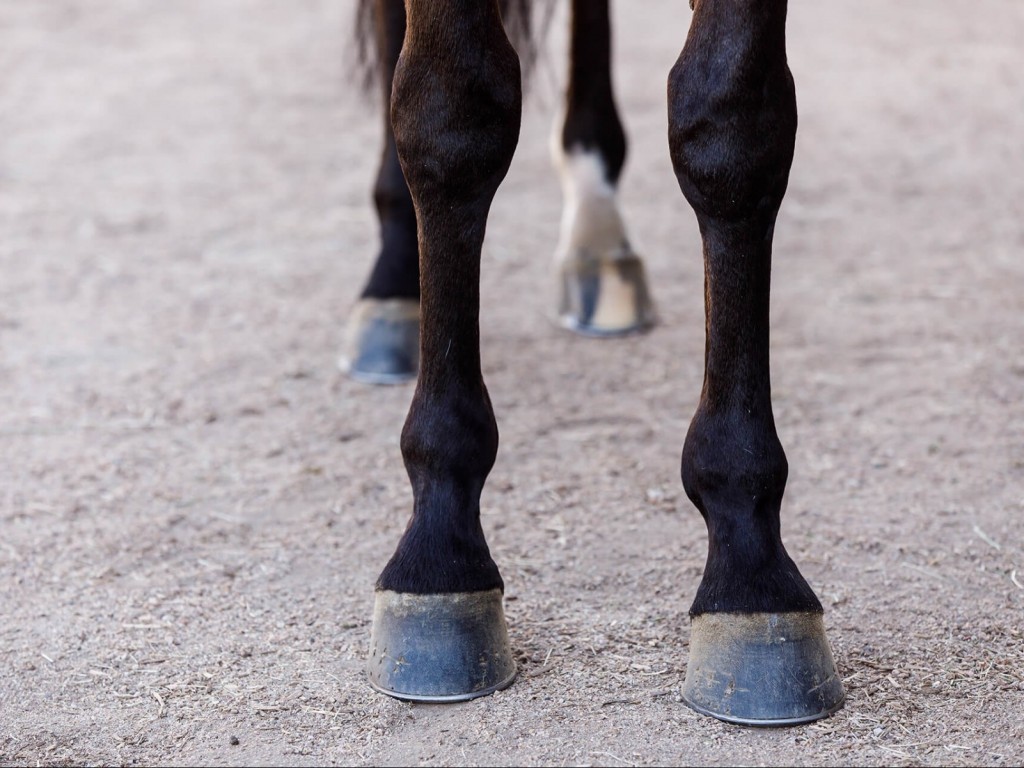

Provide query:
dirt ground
left=2, top=0, right=1023, bottom=765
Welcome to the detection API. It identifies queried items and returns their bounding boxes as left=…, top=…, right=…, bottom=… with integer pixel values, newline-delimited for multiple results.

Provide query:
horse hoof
left=682, top=612, right=845, bottom=726
left=558, top=252, right=656, bottom=337
left=341, top=298, right=419, bottom=384
left=367, top=589, right=517, bottom=702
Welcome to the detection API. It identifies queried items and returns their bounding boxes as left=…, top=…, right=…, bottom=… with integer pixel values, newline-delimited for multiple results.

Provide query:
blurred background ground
left=1, top=0, right=1022, bottom=765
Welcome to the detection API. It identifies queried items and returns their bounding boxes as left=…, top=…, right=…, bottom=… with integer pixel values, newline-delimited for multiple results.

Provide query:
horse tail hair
left=500, top=0, right=555, bottom=88
left=353, top=0, right=377, bottom=96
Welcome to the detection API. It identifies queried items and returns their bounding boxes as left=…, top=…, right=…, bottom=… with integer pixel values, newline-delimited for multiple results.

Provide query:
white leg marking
left=550, top=142, right=632, bottom=267
left=550, top=132, right=653, bottom=332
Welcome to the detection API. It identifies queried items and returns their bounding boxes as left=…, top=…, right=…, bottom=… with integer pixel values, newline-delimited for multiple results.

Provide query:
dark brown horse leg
left=669, top=0, right=843, bottom=724
left=554, top=0, right=655, bottom=336
left=367, top=0, right=521, bottom=702
left=342, top=0, right=419, bottom=384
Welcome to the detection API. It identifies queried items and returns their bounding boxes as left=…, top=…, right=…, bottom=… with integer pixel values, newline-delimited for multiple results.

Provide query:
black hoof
left=367, top=589, right=517, bottom=703
left=340, top=299, right=419, bottom=384
left=558, top=252, right=656, bottom=337
left=682, top=612, right=845, bottom=726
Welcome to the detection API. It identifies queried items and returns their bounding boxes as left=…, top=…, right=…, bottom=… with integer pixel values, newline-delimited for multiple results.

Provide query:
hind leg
left=342, top=0, right=419, bottom=384
left=553, top=0, right=656, bottom=336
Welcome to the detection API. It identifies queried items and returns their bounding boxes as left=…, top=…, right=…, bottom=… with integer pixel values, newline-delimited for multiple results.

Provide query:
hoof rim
left=367, top=669, right=516, bottom=704
left=682, top=695, right=845, bottom=728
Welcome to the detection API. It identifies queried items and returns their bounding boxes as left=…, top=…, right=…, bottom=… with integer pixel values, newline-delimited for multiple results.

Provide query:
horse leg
left=342, top=0, right=419, bottom=384
left=367, top=0, right=521, bottom=701
left=668, top=0, right=844, bottom=724
left=553, top=0, right=655, bottom=336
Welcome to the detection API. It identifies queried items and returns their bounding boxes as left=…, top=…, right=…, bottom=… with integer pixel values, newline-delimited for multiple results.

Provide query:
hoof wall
left=558, top=253, right=656, bottom=337
left=367, top=589, right=516, bottom=703
left=341, top=299, right=419, bottom=384
left=682, top=612, right=845, bottom=726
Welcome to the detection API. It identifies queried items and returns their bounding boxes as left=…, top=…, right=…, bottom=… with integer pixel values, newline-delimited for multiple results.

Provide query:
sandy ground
left=2, top=0, right=1023, bottom=765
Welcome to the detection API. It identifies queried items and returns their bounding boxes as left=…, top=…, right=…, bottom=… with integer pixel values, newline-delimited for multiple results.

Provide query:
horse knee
left=390, top=15, right=521, bottom=215
left=667, top=8, right=797, bottom=225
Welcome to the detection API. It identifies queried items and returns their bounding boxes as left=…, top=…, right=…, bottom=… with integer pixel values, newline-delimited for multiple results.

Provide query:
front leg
left=669, top=0, right=844, bottom=724
left=367, top=0, right=521, bottom=702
